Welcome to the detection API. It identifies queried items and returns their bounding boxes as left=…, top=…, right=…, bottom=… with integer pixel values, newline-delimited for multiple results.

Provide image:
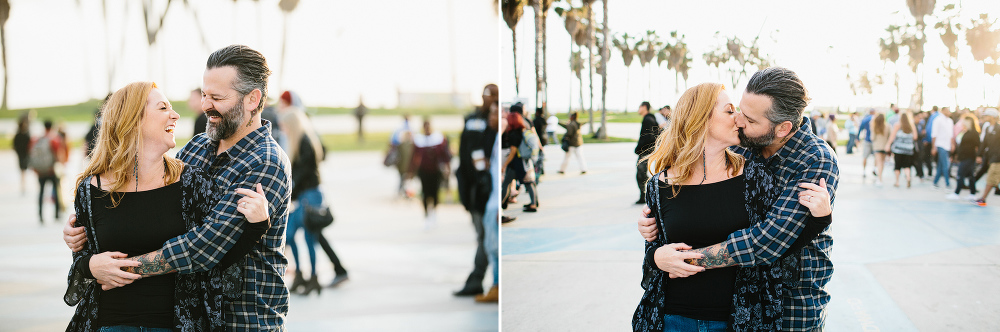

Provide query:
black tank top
left=659, top=174, right=749, bottom=322
left=91, top=176, right=185, bottom=328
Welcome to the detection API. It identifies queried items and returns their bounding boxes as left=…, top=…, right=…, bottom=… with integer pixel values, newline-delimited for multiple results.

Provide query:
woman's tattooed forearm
left=122, top=250, right=177, bottom=277
left=683, top=244, right=735, bottom=269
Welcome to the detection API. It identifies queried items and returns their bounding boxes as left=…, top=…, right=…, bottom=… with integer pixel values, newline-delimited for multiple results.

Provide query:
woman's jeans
left=99, top=326, right=172, bottom=332
left=482, top=172, right=499, bottom=287
left=934, top=147, right=951, bottom=187
left=662, top=314, right=728, bottom=332
left=955, top=159, right=978, bottom=195
left=288, top=188, right=322, bottom=275
left=846, top=133, right=858, bottom=154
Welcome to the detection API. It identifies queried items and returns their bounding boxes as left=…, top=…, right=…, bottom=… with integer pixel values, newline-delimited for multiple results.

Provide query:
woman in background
left=885, top=111, right=917, bottom=188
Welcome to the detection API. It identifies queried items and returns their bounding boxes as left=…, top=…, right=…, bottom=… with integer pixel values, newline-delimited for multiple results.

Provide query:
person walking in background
left=532, top=107, right=548, bottom=180
left=825, top=114, right=839, bottom=153
left=932, top=106, right=955, bottom=189
left=845, top=112, right=859, bottom=154
left=922, top=106, right=940, bottom=179
left=454, top=84, right=498, bottom=297
left=476, top=99, right=501, bottom=303
left=354, top=97, right=368, bottom=142
left=974, top=108, right=998, bottom=196
left=912, top=111, right=927, bottom=180
left=558, top=112, right=587, bottom=174
left=974, top=108, right=1000, bottom=206
left=654, top=105, right=672, bottom=130
left=410, top=117, right=452, bottom=228
left=634, top=101, right=661, bottom=204
left=30, top=119, right=68, bottom=223
left=949, top=114, right=981, bottom=200
left=190, top=88, right=208, bottom=138
left=14, top=111, right=32, bottom=196
left=871, top=113, right=890, bottom=186
left=885, top=111, right=917, bottom=188
left=502, top=111, right=539, bottom=213
left=280, top=91, right=350, bottom=294
left=83, top=95, right=110, bottom=159
left=389, top=114, right=414, bottom=197
left=546, top=112, right=559, bottom=144
left=859, top=108, right=876, bottom=180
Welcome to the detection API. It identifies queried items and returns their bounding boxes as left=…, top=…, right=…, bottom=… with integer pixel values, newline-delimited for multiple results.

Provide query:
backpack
left=29, top=136, right=56, bottom=174
left=519, top=128, right=540, bottom=160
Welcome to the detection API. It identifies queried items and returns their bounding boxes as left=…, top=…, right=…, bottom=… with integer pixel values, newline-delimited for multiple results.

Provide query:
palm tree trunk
left=513, top=30, right=520, bottom=95
left=598, top=0, right=608, bottom=139
left=541, top=10, right=548, bottom=112
left=280, top=12, right=290, bottom=92
left=533, top=1, right=542, bottom=110
left=586, top=2, right=594, bottom=135
left=569, top=40, right=573, bottom=114
left=0, top=18, right=6, bottom=111
left=624, top=68, right=630, bottom=115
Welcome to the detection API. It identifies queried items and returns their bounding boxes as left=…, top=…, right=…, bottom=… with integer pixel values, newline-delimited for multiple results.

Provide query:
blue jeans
left=663, top=314, right=728, bottom=332
left=934, top=147, right=951, bottom=186
left=99, top=326, right=172, bottom=332
left=846, top=133, right=858, bottom=154
left=287, top=187, right=323, bottom=275
left=482, top=174, right=500, bottom=286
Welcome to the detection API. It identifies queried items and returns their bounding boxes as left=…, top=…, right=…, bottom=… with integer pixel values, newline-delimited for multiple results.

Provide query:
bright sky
left=500, top=0, right=1000, bottom=114
left=5, top=0, right=498, bottom=109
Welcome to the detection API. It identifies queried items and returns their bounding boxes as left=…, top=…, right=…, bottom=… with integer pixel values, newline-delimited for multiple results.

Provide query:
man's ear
left=244, top=89, right=262, bottom=114
left=775, top=121, right=794, bottom=138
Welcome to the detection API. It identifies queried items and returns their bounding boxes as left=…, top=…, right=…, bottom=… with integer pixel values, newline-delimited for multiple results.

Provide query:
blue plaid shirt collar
left=196, top=119, right=275, bottom=159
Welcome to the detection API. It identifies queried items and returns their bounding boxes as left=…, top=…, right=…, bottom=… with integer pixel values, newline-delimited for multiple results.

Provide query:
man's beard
left=205, top=101, right=246, bottom=141
left=738, top=125, right=777, bottom=149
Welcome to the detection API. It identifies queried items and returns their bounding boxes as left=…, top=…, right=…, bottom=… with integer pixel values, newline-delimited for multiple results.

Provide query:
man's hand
left=653, top=243, right=705, bottom=278
left=90, top=252, right=141, bottom=290
left=63, top=214, right=87, bottom=252
left=638, top=206, right=658, bottom=242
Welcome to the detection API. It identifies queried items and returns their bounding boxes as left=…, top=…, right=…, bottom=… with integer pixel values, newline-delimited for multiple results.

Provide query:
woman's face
left=143, top=88, right=180, bottom=152
left=707, top=90, right=740, bottom=147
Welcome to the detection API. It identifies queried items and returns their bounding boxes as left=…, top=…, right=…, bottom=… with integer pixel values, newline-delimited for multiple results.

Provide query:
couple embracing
left=61, top=45, right=292, bottom=331
left=633, top=67, right=839, bottom=332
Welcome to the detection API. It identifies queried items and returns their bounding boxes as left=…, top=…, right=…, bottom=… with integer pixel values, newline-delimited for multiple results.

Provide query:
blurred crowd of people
left=814, top=104, right=1000, bottom=206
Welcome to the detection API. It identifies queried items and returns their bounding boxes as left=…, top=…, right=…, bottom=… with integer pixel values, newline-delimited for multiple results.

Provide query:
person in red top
left=32, top=119, right=68, bottom=223
left=409, top=117, right=452, bottom=229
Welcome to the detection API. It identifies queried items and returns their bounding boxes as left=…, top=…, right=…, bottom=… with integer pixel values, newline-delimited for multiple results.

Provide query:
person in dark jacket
left=975, top=108, right=1000, bottom=206
left=454, top=84, right=498, bottom=297
left=14, top=111, right=32, bottom=196
left=558, top=112, right=587, bottom=174
left=950, top=114, right=980, bottom=200
left=533, top=107, right=548, bottom=179
left=634, top=101, right=661, bottom=204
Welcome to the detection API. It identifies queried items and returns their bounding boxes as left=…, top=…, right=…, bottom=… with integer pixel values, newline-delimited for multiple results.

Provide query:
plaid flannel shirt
left=727, top=117, right=839, bottom=331
left=163, top=120, right=292, bottom=331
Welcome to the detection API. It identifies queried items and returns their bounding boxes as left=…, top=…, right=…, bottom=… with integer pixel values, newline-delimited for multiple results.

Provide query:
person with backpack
left=30, top=119, right=68, bottom=223
left=409, top=117, right=453, bottom=228
left=503, top=112, right=540, bottom=212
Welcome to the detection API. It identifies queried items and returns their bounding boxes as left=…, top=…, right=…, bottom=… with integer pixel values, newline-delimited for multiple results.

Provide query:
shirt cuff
left=77, top=254, right=94, bottom=280
left=162, top=239, right=194, bottom=274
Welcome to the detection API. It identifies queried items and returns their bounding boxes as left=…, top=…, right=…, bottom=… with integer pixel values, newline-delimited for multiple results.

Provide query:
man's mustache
left=206, top=110, right=222, bottom=117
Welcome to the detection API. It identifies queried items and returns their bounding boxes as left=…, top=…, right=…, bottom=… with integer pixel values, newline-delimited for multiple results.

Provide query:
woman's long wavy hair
left=76, top=82, right=184, bottom=207
left=641, top=82, right=744, bottom=198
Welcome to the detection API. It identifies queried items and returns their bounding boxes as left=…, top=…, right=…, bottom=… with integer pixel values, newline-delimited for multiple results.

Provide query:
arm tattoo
left=122, top=250, right=177, bottom=277
left=683, top=243, right=736, bottom=269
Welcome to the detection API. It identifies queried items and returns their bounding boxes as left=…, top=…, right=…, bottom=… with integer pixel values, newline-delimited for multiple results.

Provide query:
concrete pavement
left=0, top=147, right=498, bottom=331
left=501, top=142, right=1000, bottom=331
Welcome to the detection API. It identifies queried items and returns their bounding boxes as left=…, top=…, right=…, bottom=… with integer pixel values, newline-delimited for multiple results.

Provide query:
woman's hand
left=236, top=183, right=270, bottom=223
left=90, top=251, right=141, bottom=289
left=798, top=178, right=831, bottom=217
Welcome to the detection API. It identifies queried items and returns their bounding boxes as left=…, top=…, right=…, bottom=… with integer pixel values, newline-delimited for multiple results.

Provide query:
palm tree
left=278, top=0, right=299, bottom=92
left=142, top=0, right=175, bottom=79
left=664, top=31, right=691, bottom=94
left=530, top=0, right=555, bottom=112
left=635, top=31, right=659, bottom=98
left=0, top=0, right=9, bottom=111
left=934, top=4, right=963, bottom=105
left=597, top=0, right=608, bottom=139
left=613, top=33, right=636, bottom=114
left=965, top=13, right=1000, bottom=103
left=503, top=0, right=527, bottom=95
left=555, top=4, right=587, bottom=114
left=904, top=0, right=934, bottom=109
left=879, top=25, right=903, bottom=104
left=582, top=0, right=596, bottom=134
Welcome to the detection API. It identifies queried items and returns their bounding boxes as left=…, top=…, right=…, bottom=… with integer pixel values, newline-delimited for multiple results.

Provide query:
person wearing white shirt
left=546, top=114, right=559, bottom=145
left=931, top=107, right=955, bottom=188
left=654, top=105, right=671, bottom=130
